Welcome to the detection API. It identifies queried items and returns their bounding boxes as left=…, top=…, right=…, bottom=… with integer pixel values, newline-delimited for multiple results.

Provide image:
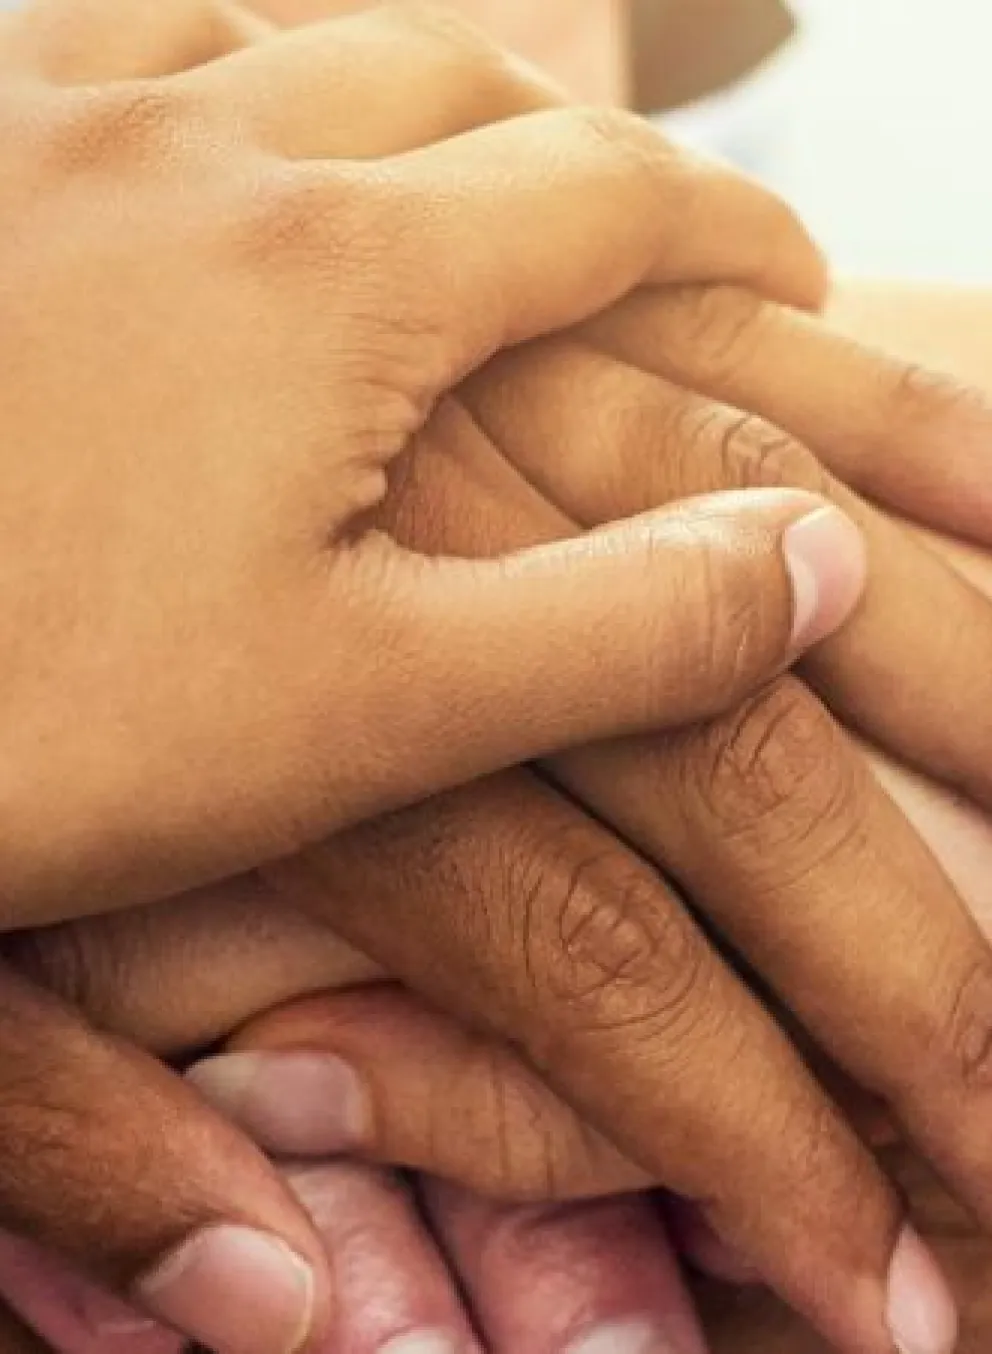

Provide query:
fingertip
left=135, top=1227, right=315, bottom=1354
left=886, top=1226, right=958, bottom=1354
left=782, top=505, right=867, bottom=650
left=187, top=1050, right=370, bottom=1157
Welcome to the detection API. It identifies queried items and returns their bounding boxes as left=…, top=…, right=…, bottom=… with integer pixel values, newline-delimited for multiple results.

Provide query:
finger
left=0, top=1163, right=481, bottom=1354
left=4, top=874, right=380, bottom=1057
left=424, top=1180, right=709, bottom=1354
left=552, top=663, right=992, bottom=1251
left=286, top=1162, right=482, bottom=1354
left=359, top=111, right=822, bottom=401
left=0, top=964, right=331, bottom=1354
left=183, top=8, right=826, bottom=310
left=337, top=481, right=865, bottom=818
left=583, top=283, right=992, bottom=547
left=177, top=4, right=562, bottom=158
left=321, top=409, right=962, bottom=1353
left=0, top=0, right=268, bottom=83
left=664, top=1198, right=762, bottom=1287
left=199, top=976, right=647, bottom=1200
left=0, top=1230, right=179, bottom=1354
left=461, top=334, right=992, bottom=812
left=428, top=384, right=992, bottom=1276
left=264, top=772, right=952, bottom=1354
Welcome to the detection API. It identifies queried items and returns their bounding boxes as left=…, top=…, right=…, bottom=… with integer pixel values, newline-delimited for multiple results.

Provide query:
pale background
left=772, top=0, right=992, bottom=281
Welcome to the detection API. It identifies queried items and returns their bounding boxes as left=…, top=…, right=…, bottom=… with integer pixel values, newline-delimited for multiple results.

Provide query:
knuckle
left=232, top=164, right=361, bottom=272
left=555, top=361, right=692, bottom=514
left=713, top=412, right=831, bottom=498
left=565, top=104, right=670, bottom=177
left=387, top=1, right=510, bottom=78
left=672, top=678, right=868, bottom=883
left=389, top=1, right=556, bottom=117
left=601, top=378, right=722, bottom=509
left=883, top=359, right=986, bottom=440
left=649, top=523, right=782, bottom=711
left=928, top=960, right=992, bottom=1097
left=666, top=284, right=767, bottom=379
left=389, top=0, right=487, bottom=45
left=518, top=841, right=708, bottom=1047
left=45, top=81, right=203, bottom=176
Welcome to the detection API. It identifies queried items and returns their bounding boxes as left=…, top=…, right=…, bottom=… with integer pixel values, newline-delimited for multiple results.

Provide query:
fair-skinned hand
left=0, top=0, right=828, bottom=925
left=0, top=3, right=852, bottom=1351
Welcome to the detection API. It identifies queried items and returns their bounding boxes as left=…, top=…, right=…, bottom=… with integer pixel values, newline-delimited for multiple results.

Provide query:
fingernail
left=379, top=1331, right=467, bottom=1354
left=135, top=1226, right=314, bottom=1354
left=782, top=506, right=866, bottom=649
left=565, top=1318, right=686, bottom=1354
left=886, top=1226, right=958, bottom=1354
left=187, top=1051, right=368, bottom=1155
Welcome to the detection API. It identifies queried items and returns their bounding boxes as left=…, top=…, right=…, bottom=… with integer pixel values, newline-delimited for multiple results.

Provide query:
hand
left=0, top=0, right=985, bottom=1332
left=0, top=3, right=844, bottom=1351
left=6, top=699, right=992, bottom=1354
left=247, top=0, right=629, bottom=104
left=11, top=249, right=992, bottom=1354
left=8, top=279, right=992, bottom=1354
left=0, top=0, right=828, bottom=925
left=0, top=1168, right=709, bottom=1354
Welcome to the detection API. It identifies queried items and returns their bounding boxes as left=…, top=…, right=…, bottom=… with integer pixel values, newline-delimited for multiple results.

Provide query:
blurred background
left=638, top=0, right=992, bottom=282
left=732, top=0, right=992, bottom=282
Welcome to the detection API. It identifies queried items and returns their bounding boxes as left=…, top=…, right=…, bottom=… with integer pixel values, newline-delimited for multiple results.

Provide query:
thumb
left=356, top=490, right=866, bottom=809
left=0, top=965, right=331, bottom=1354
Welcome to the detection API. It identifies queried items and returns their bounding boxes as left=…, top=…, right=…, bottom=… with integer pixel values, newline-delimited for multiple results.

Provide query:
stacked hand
left=3, top=4, right=992, bottom=1354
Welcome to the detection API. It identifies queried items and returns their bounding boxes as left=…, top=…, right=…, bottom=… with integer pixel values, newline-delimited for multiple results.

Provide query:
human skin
left=0, top=5, right=853, bottom=1351
left=248, top=0, right=628, bottom=102
left=8, top=278, right=992, bottom=1354
left=2, top=7, right=992, bottom=1354
left=698, top=280, right=992, bottom=1354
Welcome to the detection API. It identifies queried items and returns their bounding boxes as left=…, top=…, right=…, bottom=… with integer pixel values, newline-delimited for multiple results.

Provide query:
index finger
left=583, top=283, right=992, bottom=547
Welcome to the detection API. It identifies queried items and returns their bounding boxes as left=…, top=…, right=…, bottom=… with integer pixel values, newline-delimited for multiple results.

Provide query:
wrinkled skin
left=3, top=5, right=992, bottom=1354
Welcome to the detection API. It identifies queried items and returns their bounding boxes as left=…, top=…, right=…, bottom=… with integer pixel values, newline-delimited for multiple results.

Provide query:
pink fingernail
left=135, top=1226, right=314, bottom=1354
left=886, top=1226, right=958, bottom=1354
left=782, top=506, right=866, bottom=649
left=565, top=1318, right=689, bottom=1354
left=187, top=1051, right=368, bottom=1156
left=378, top=1332, right=467, bottom=1354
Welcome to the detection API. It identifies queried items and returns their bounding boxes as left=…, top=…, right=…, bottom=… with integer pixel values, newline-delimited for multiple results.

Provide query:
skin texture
left=2, top=6, right=992, bottom=1354
left=0, top=5, right=848, bottom=1350
left=0, top=10, right=831, bottom=923
left=7, top=277, right=992, bottom=1354
left=248, top=0, right=628, bottom=102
